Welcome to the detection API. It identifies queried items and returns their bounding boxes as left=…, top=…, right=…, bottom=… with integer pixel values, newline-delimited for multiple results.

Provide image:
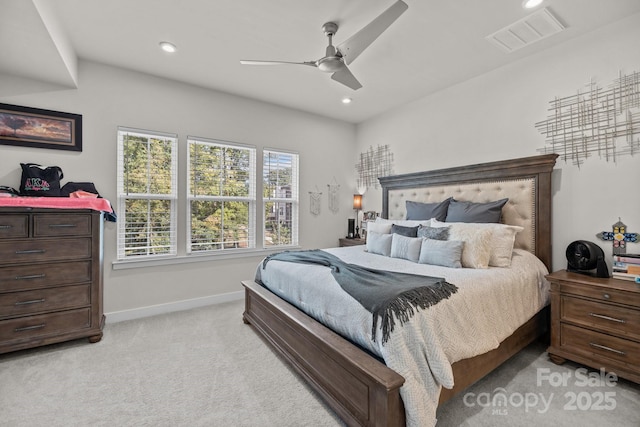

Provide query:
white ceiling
left=3, top=0, right=640, bottom=123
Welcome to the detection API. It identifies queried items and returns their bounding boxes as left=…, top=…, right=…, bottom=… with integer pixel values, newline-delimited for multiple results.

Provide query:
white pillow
left=375, top=217, right=431, bottom=227
left=367, top=221, right=392, bottom=234
left=390, top=234, right=422, bottom=263
left=366, top=232, right=393, bottom=256
left=431, top=220, right=492, bottom=268
left=419, top=239, right=463, bottom=268
left=432, top=219, right=524, bottom=267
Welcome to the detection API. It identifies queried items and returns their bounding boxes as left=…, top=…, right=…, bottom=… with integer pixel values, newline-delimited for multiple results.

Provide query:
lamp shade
left=353, top=194, right=362, bottom=210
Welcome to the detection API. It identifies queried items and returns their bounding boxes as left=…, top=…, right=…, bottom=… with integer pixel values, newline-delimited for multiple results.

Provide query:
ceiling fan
left=240, top=0, right=408, bottom=90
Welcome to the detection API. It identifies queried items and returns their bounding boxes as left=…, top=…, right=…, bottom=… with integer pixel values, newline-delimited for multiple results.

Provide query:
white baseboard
left=105, top=291, right=244, bottom=324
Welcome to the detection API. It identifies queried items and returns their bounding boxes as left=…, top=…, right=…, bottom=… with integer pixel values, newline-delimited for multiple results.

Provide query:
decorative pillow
left=445, top=198, right=509, bottom=223
left=417, top=225, right=449, bottom=240
left=405, top=198, right=452, bottom=221
left=368, top=221, right=392, bottom=234
left=391, top=224, right=418, bottom=237
left=418, top=239, right=463, bottom=268
left=390, top=234, right=422, bottom=263
left=375, top=217, right=431, bottom=227
left=432, top=219, right=524, bottom=267
left=366, top=232, right=393, bottom=256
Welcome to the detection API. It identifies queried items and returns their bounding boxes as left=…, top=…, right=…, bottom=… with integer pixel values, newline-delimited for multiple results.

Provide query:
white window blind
left=117, top=127, right=178, bottom=259
left=263, top=149, right=299, bottom=247
left=187, top=137, right=256, bottom=253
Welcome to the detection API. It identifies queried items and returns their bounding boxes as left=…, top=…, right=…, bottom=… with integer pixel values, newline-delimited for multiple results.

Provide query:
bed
left=242, top=154, right=558, bottom=427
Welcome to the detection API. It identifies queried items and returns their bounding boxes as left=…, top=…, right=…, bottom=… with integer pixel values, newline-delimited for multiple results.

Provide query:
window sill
left=111, top=246, right=301, bottom=270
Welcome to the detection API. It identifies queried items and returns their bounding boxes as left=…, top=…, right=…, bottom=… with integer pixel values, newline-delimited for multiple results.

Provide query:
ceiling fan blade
left=240, top=60, right=317, bottom=67
left=337, top=0, right=408, bottom=65
left=331, top=64, right=362, bottom=90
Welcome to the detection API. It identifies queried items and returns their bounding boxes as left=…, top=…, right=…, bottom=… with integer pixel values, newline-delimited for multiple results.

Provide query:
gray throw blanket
left=258, top=249, right=458, bottom=344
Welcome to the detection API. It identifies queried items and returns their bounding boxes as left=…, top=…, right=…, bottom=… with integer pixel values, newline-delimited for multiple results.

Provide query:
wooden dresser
left=547, top=270, right=640, bottom=384
left=0, top=208, right=104, bottom=354
left=338, top=237, right=366, bottom=247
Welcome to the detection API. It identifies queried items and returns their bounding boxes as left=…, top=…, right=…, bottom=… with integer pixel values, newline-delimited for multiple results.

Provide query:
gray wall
left=356, top=13, right=640, bottom=272
left=0, top=60, right=357, bottom=318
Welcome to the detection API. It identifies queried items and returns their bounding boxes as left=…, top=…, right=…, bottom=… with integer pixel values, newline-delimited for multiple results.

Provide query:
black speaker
left=347, top=218, right=355, bottom=238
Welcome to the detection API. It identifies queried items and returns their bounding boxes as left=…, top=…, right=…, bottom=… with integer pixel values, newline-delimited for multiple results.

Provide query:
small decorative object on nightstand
left=339, top=237, right=366, bottom=247
left=546, top=270, right=640, bottom=384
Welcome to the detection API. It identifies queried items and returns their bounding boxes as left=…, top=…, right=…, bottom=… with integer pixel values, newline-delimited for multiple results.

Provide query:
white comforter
left=256, top=246, right=550, bottom=427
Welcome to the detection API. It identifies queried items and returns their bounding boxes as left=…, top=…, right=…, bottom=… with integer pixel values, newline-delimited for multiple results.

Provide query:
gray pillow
left=418, top=239, right=464, bottom=268
left=417, top=225, right=450, bottom=240
left=366, top=232, right=393, bottom=256
left=390, top=234, right=422, bottom=263
left=391, top=224, right=418, bottom=237
left=445, top=198, right=508, bottom=223
left=406, top=198, right=452, bottom=221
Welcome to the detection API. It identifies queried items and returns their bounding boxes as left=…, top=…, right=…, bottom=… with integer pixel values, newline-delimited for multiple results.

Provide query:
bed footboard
left=242, top=280, right=406, bottom=427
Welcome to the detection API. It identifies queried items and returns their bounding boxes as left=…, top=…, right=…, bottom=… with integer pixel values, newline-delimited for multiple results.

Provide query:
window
left=117, top=128, right=178, bottom=259
left=188, top=137, right=256, bottom=253
left=263, top=150, right=299, bottom=247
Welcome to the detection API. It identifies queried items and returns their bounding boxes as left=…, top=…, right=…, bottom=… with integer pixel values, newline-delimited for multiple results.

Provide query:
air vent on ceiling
left=486, top=7, right=565, bottom=53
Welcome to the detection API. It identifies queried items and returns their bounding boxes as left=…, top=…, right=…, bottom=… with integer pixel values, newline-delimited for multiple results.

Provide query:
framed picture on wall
left=0, top=103, right=82, bottom=152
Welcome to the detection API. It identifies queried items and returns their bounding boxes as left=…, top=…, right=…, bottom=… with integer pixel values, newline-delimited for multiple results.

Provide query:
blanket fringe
left=373, top=281, right=458, bottom=344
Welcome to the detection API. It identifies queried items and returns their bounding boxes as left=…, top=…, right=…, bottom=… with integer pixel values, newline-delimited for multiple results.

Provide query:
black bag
left=60, top=182, right=100, bottom=197
left=19, top=163, right=64, bottom=197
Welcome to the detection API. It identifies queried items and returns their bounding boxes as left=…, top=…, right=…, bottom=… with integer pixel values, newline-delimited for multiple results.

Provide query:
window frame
left=116, top=127, right=178, bottom=260
left=186, top=136, right=257, bottom=254
left=262, top=148, right=299, bottom=248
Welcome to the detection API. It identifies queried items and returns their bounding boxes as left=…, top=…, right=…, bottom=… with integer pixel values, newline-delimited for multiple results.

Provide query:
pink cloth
left=0, top=197, right=112, bottom=212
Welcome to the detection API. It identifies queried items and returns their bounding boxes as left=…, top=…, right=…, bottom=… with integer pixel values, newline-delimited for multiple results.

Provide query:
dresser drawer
left=0, top=215, right=29, bottom=239
left=0, top=260, right=91, bottom=293
left=0, top=284, right=90, bottom=318
left=560, top=282, right=640, bottom=307
left=33, top=214, right=92, bottom=237
left=561, top=323, right=640, bottom=371
left=0, top=238, right=91, bottom=264
left=562, top=296, right=640, bottom=341
left=0, top=308, right=91, bottom=342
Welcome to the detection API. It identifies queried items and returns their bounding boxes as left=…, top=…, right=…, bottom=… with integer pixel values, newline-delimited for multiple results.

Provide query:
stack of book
left=612, top=253, right=640, bottom=283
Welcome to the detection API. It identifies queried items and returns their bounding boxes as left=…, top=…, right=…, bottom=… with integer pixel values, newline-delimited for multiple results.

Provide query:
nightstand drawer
left=0, top=261, right=92, bottom=292
left=0, top=285, right=91, bottom=318
left=561, top=282, right=640, bottom=307
left=561, top=323, right=640, bottom=370
left=562, top=296, right=640, bottom=340
left=0, top=238, right=91, bottom=264
left=33, top=214, right=92, bottom=237
left=0, top=308, right=91, bottom=342
left=0, top=215, right=29, bottom=239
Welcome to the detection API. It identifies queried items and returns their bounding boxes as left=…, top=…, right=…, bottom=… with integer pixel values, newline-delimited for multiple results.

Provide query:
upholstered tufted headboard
left=378, top=154, right=558, bottom=270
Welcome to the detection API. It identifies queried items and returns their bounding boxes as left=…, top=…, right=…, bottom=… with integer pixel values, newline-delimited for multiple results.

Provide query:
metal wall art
left=536, top=70, right=640, bottom=167
left=356, top=144, right=394, bottom=189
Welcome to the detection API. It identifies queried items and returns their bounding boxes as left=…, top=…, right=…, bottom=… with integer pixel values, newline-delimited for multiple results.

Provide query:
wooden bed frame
left=242, top=154, right=558, bottom=427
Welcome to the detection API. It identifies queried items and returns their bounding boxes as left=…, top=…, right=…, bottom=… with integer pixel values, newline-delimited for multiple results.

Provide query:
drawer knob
left=602, top=293, right=610, bottom=300
left=589, top=312, right=625, bottom=323
left=49, top=224, right=77, bottom=228
left=589, top=342, right=625, bottom=356
left=0, top=225, right=13, bottom=229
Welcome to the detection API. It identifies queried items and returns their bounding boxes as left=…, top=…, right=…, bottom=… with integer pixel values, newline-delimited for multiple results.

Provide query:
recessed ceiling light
left=522, top=0, right=544, bottom=9
left=342, top=97, right=352, bottom=104
left=159, top=41, right=177, bottom=53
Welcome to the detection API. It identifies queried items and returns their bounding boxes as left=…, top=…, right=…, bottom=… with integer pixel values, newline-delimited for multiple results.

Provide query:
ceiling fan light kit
left=240, top=0, right=408, bottom=90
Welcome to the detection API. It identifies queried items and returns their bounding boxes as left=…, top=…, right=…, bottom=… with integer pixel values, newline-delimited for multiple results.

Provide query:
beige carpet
left=0, top=300, right=638, bottom=426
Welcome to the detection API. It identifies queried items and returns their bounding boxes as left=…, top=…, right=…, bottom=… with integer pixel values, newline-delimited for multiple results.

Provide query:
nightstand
left=338, top=237, right=366, bottom=247
left=546, top=270, right=640, bottom=384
